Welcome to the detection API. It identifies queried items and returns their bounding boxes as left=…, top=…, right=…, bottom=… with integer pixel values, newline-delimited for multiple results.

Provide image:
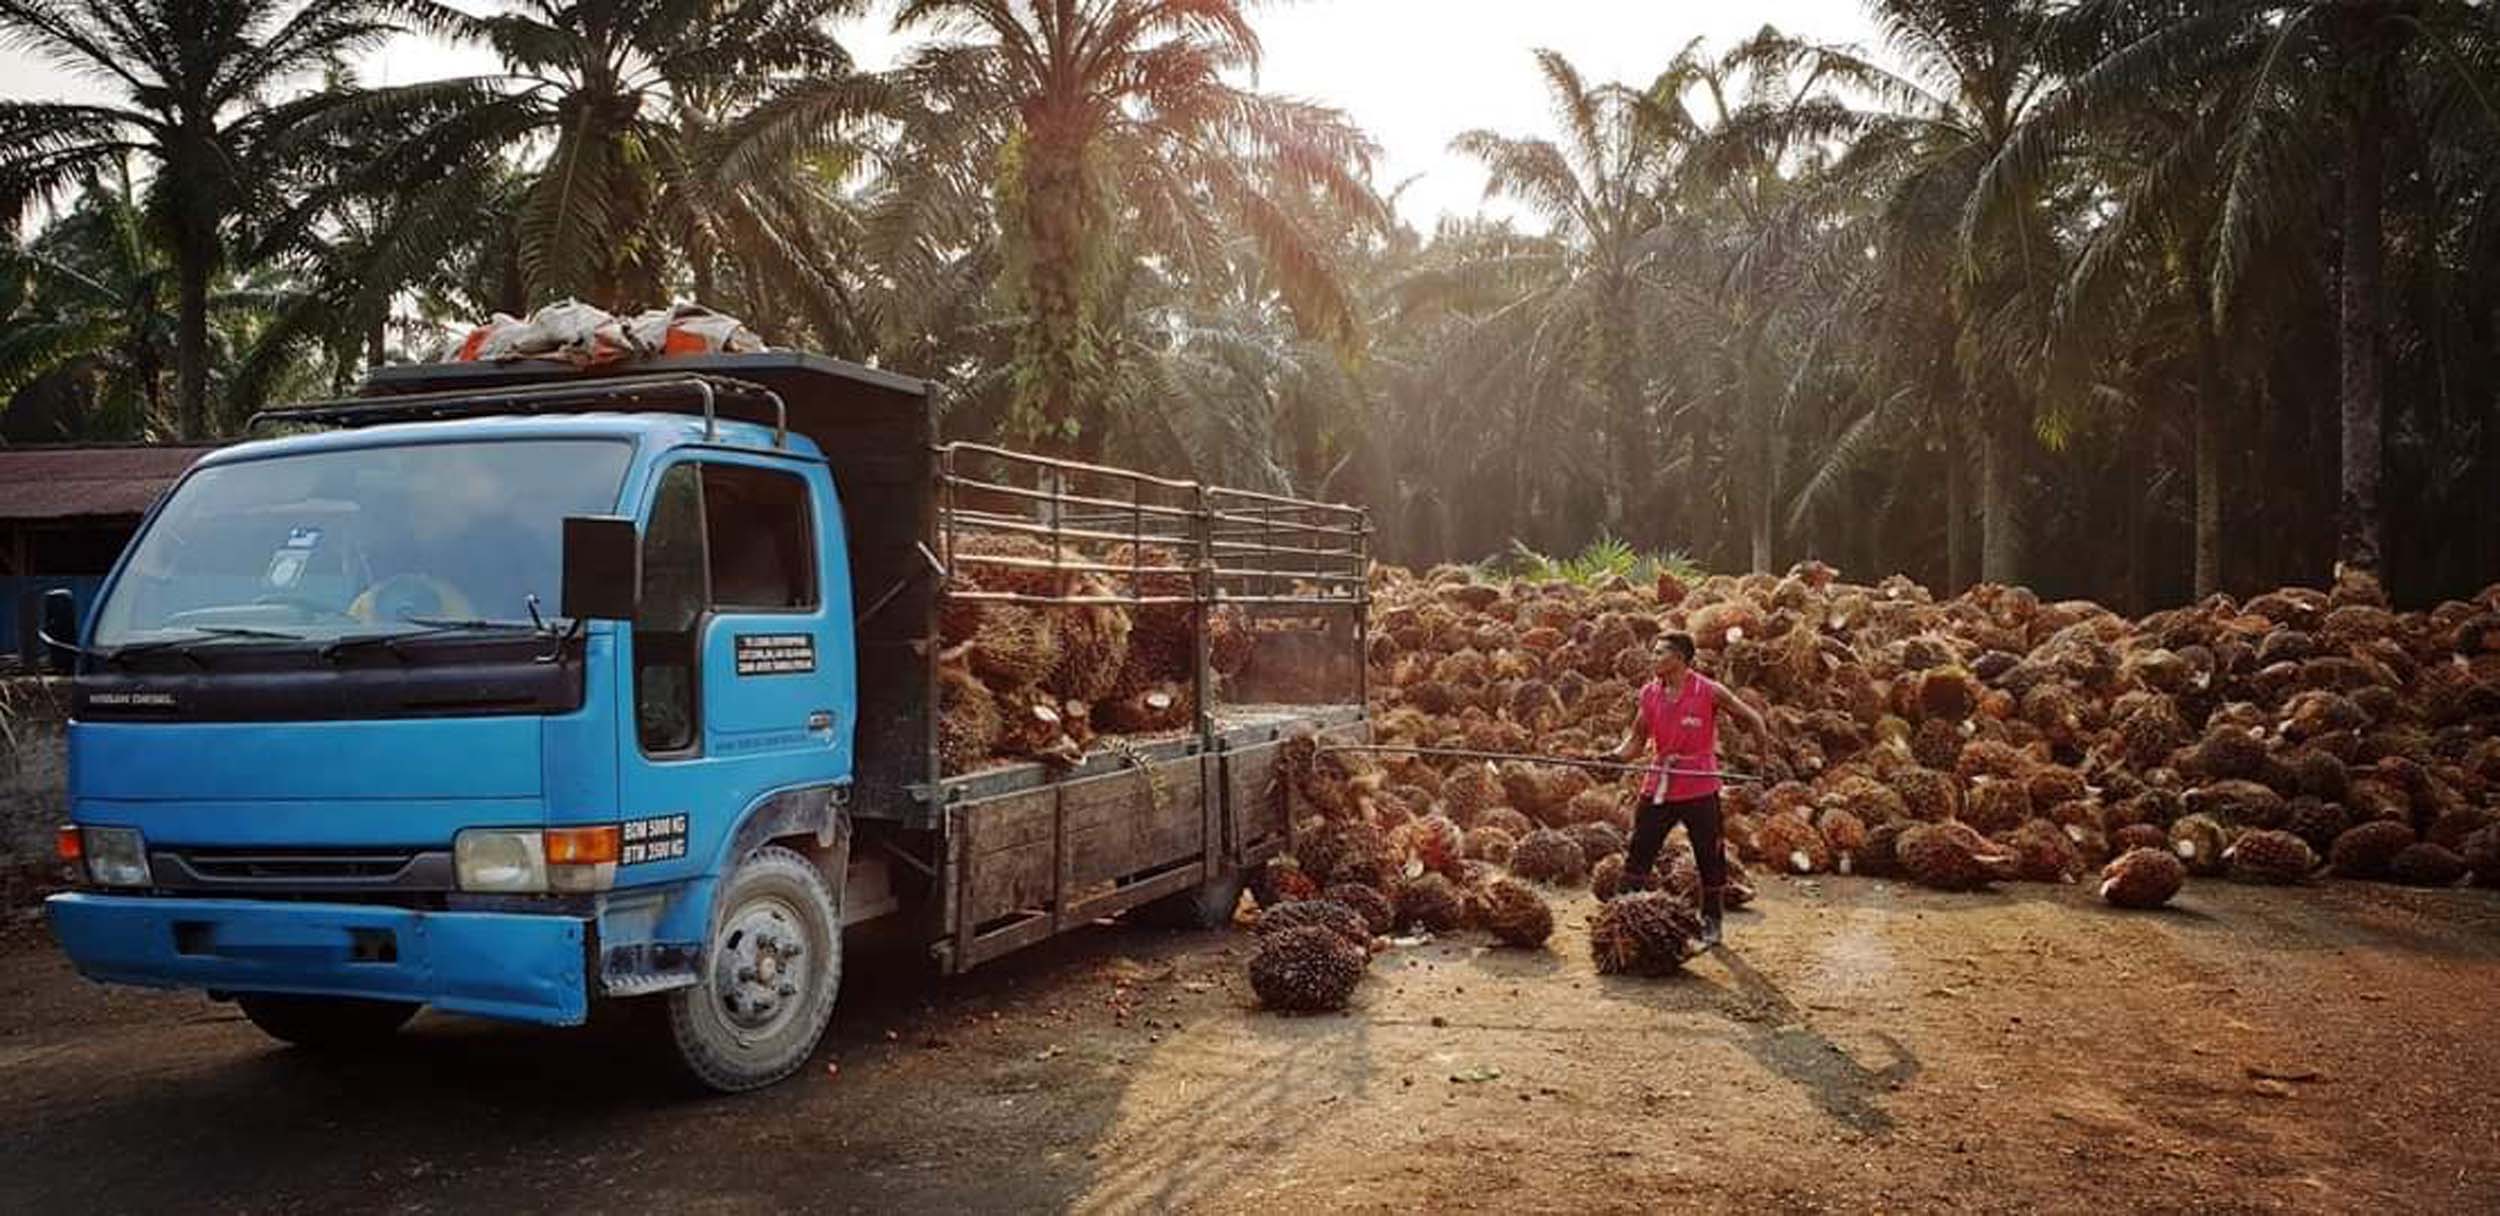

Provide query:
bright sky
left=2, top=0, right=1882, bottom=229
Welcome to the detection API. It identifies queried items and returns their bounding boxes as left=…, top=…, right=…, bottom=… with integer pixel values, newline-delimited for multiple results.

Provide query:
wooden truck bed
left=936, top=707, right=1363, bottom=973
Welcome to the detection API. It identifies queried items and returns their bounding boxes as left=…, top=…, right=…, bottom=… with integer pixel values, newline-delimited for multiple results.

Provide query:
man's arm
left=1609, top=699, right=1649, bottom=762
left=1714, top=681, right=1768, bottom=737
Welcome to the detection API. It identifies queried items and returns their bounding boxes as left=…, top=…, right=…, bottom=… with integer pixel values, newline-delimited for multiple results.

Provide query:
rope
left=1315, top=742, right=1764, bottom=785
left=1104, top=735, right=1169, bottom=816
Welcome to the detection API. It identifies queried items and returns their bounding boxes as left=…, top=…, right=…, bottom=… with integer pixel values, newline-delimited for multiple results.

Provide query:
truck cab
left=43, top=354, right=1368, bottom=1092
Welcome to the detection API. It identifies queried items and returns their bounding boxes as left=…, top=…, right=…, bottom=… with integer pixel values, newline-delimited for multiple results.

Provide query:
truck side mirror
left=37, top=587, right=79, bottom=672
left=561, top=516, right=642, bottom=621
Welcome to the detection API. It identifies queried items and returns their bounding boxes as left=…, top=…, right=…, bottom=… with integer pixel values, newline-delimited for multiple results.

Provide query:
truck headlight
left=80, top=826, right=152, bottom=888
left=453, top=826, right=620, bottom=893
left=454, top=829, right=547, bottom=893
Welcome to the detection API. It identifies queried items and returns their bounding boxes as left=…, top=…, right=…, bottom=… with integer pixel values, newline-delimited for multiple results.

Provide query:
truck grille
left=151, top=848, right=454, bottom=893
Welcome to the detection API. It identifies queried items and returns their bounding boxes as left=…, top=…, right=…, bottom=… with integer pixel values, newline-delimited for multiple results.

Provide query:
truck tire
left=1134, top=870, right=1246, bottom=930
left=236, top=994, right=420, bottom=1049
left=665, top=845, right=842, bottom=1092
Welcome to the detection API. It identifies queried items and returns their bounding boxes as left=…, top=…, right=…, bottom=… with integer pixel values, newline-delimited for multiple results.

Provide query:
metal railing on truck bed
left=927, top=444, right=1368, bottom=971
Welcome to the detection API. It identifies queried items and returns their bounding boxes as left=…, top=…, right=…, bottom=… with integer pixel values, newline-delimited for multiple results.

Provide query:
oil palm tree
left=1973, top=0, right=2500, bottom=580
left=1452, top=49, right=1688, bottom=543
left=889, top=0, right=1383, bottom=455
left=0, top=0, right=443, bottom=437
left=332, top=0, right=887, bottom=310
left=0, top=164, right=290, bottom=439
left=1733, top=2, right=2070, bottom=586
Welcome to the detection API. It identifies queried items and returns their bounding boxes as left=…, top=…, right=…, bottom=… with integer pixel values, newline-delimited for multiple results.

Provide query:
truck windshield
left=91, top=439, right=633, bottom=648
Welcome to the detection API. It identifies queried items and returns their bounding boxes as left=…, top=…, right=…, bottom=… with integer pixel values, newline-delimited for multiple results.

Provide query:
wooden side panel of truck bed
left=1221, top=716, right=1367, bottom=868
left=948, top=753, right=1212, bottom=970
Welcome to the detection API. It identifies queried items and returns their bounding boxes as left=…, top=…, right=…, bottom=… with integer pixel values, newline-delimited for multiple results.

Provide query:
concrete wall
left=1, top=677, right=69, bottom=906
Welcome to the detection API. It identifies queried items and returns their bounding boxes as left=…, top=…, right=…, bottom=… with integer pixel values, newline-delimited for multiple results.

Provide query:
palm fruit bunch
left=1096, top=680, right=1192, bottom=734
left=2464, top=824, right=2500, bottom=887
left=988, top=683, right=1083, bottom=765
left=1291, top=819, right=1384, bottom=889
left=1394, top=814, right=1468, bottom=878
left=946, top=536, right=1072, bottom=685
left=937, top=655, right=1004, bottom=775
left=1102, top=542, right=1195, bottom=690
left=1248, top=856, right=1319, bottom=907
left=1898, top=822, right=2018, bottom=891
left=1589, top=891, right=1707, bottom=975
left=1278, top=728, right=1380, bottom=820
left=1463, top=826, right=1518, bottom=866
left=2001, top=818, right=2085, bottom=883
left=1255, top=899, right=1372, bottom=949
left=1478, top=807, right=1536, bottom=839
left=2387, top=843, right=2469, bottom=887
left=1393, top=872, right=1469, bottom=932
left=1322, top=882, right=1397, bottom=936
left=1589, top=852, right=1629, bottom=899
left=1816, top=807, right=1870, bottom=875
left=2099, top=847, right=2188, bottom=909
left=1751, top=813, right=1831, bottom=875
left=1478, top=878, right=1555, bottom=947
left=1046, top=574, right=1135, bottom=703
left=1508, top=829, right=1590, bottom=885
left=1564, top=820, right=1626, bottom=865
left=2168, top=814, right=2233, bottom=877
left=2329, top=819, right=2417, bottom=879
left=2224, top=829, right=2317, bottom=884
left=1248, top=924, right=1368, bottom=1012
left=2112, top=822, right=2170, bottom=855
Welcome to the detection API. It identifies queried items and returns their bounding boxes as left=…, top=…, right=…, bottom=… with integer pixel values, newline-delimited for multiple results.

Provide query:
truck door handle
left=807, top=710, right=834, bottom=732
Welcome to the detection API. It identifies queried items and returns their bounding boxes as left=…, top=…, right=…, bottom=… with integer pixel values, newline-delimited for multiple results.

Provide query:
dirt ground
left=3, top=875, right=2497, bottom=1215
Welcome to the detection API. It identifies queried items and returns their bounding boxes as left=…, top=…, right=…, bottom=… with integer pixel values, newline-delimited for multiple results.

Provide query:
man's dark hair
left=1658, top=631, right=1696, bottom=662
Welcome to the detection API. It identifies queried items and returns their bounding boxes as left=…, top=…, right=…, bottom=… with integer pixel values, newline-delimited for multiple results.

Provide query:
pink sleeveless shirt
left=1639, top=673, right=1722, bottom=803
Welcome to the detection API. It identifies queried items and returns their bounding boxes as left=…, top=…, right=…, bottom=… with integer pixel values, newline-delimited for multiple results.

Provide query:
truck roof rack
left=246, top=373, right=789, bottom=447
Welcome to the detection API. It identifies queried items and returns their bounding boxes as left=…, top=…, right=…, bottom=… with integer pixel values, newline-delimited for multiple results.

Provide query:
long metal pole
left=1316, top=743, right=1763, bottom=784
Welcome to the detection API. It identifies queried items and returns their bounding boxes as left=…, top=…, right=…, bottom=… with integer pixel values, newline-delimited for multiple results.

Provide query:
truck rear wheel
left=236, top=994, right=420, bottom=1049
left=665, top=845, right=842, bottom=1092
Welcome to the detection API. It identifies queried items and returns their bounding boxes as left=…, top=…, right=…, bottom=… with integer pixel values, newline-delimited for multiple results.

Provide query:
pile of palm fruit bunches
left=937, top=534, right=1258, bottom=772
left=1238, top=559, right=2500, bottom=1013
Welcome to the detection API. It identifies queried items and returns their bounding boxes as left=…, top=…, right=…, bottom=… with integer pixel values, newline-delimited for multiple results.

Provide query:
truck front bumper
left=45, top=892, right=592, bottom=1026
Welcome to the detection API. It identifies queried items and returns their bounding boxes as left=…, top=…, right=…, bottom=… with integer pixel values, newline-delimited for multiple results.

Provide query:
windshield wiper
left=321, top=614, right=562, bottom=663
left=399, top=614, right=555, bottom=634
left=106, top=626, right=306, bottom=668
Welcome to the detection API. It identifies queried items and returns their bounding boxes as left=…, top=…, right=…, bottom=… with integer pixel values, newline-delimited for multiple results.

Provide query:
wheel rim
left=708, top=893, right=814, bottom=1043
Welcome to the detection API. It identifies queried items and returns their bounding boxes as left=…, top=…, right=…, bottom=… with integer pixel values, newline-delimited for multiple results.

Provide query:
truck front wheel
left=236, top=994, right=420, bottom=1050
left=665, top=845, right=842, bottom=1092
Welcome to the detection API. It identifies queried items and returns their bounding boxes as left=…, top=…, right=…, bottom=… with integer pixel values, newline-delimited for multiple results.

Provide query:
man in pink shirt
left=1606, top=630, right=1766, bottom=947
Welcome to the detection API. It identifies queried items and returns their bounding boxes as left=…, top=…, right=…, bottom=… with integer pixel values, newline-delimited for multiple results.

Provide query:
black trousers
left=1626, top=793, right=1727, bottom=890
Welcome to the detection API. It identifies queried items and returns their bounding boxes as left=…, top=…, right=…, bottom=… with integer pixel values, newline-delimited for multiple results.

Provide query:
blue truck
left=38, top=352, right=1367, bottom=1091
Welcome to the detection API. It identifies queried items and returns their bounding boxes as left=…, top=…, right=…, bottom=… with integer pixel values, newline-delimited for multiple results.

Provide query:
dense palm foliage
left=5, top=0, right=2500, bottom=607
left=0, top=0, right=441, bottom=437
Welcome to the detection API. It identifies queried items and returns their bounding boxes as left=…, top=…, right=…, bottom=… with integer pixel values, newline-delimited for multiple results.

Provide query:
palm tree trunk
left=2336, top=72, right=2387, bottom=578
left=366, top=314, right=386, bottom=370
left=1979, top=407, right=2023, bottom=585
left=1599, top=287, right=1642, bottom=540
left=2191, top=310, right=2225, bottom=598
left=175, top=257, right=211, bottom=440
left=2122, top=450, right=2148, bottom=615
left=1749, top=401, right=1775, bottom=573
left=1021, top=129, right=1096, bottom=456
left=1945, top=430, right=1973, bottom=595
